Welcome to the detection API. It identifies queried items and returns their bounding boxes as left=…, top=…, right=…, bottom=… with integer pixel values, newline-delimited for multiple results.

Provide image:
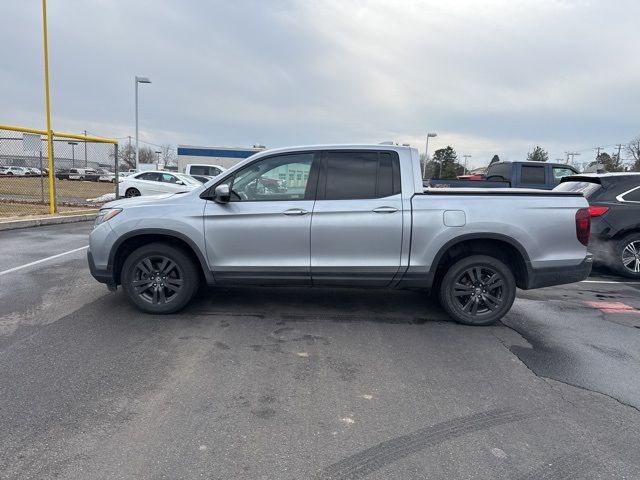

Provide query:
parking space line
left=0, top=246, right=88, bottom=276
left=581, top=280, right=640, bottom=285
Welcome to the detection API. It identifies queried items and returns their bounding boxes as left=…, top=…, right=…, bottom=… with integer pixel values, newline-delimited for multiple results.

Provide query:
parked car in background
left=427, top=161, right=579, bottom=190
left=0, top=166, right=8, bottom=175
left=118, top=170, right=201, bottom=198
left=556, top=173, right=640, bottom=278
left=90, top=144, right=592, bottom=325
left=27, top=167, right=42, bottom=176
left=96, top=168, right=116, bottom=183
left=184, top=164, right=226, bottom=177
left=56, top=168, right=100, bottom=181
left=2, top=166, right=29, bottom=176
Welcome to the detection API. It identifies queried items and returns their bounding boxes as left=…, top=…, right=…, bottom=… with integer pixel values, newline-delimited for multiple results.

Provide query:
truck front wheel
left=438, top=255, right=516, bottom=326
left=121, top=243, right=199, bottom=314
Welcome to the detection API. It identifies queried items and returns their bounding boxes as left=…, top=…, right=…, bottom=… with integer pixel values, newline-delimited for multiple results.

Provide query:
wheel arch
left=428, top=234, right=532, bottom=290
left=109, top=229, right=214, bottom=286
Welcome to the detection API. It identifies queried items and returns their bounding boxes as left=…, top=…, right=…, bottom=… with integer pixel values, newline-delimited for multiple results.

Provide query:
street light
left=135, top=75, right=152, bottom=170
left=424, top=132, right=437, bottom=180
left=67, top=141, right=78, bottom=167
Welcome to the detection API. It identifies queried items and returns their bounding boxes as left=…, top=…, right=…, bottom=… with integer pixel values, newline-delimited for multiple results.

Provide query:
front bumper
left=525, top=255, right=593, bottom=289
left=87, top=249, right=116, bottom=290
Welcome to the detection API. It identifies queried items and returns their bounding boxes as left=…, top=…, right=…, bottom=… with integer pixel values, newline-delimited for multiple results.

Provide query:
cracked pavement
left=1, top=222, right=639, bottom=479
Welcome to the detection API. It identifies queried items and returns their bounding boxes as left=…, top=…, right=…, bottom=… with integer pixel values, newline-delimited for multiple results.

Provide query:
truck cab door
left=203, top=152, right=319, bottom=285
left=311, top=150, right=403, bottom=286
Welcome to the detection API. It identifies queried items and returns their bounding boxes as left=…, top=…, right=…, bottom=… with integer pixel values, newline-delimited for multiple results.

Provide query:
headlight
left=94, top=208, right=122, bottom=227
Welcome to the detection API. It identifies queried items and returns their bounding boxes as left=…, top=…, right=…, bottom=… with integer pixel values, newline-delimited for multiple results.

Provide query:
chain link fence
left=0, top=126, right=118, bottom=217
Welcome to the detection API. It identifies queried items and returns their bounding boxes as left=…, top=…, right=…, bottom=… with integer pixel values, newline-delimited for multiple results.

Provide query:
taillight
left=575, top=208, right=590, bottom=246
left=588, top=205, right=609, bottom=217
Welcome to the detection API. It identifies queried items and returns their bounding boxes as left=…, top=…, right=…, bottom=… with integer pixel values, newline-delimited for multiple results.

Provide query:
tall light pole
left=68, top=141, right=78, bottom=167
left=463, top=154, right=472, bottom=175
left=135, top=76, right=152, bottom=170
left=423, top=132, right=437, bottom=180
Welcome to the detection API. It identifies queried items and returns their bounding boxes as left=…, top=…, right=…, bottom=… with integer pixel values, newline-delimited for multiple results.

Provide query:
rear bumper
left=87, top=249, right=116, bottom=290
left=525, top=255, right=593, bottom=289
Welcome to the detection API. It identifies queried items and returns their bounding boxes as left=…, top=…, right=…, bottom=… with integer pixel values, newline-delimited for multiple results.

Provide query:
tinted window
left=552, top=167, right=575, bottom=184
left=324, top=151, right=400, bottom=200
left=191, top=165, right=222, bottom=176
left=486, top=163, right=511, bottom=180
left=622, top=186, right=640, bottom=202
left=230, top=153, right=313, bottom=201
left=554, top=181, right=602, bottom=197
left=521, top=165, right=545, bottom=184
left=137, top=172, right=160, bottom=181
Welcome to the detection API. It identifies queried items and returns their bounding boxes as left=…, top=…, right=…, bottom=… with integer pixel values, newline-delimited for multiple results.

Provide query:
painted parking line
left=587, top=301, right=640, bottom=314
left=0, top=246, right=88, bottom=276
left=581, top=280, right=640, bottom=285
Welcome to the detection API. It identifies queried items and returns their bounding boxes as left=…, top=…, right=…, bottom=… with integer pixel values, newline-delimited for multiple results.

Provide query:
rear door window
left=521, top=165, right=546, bottom=185
left=486, top=163, right=511, bottom=180
left=322, top=151, right=401, bottom=200
left=621, top=186, right=640, bottom=202
left=138, top=172, right=160, bottom=181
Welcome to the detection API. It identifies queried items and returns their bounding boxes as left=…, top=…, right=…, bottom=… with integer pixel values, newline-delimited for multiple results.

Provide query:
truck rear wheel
left=121, top=243, right=199, bottom=314
left=438, top=255, right=516, bottom=326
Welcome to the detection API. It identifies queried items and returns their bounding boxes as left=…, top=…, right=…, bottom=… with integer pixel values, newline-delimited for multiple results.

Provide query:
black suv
left=556, top=173, right=640, bottom=278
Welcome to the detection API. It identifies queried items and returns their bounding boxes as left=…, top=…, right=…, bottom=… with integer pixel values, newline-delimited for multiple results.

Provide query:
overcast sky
left=2, top=0, right=639, bottom=168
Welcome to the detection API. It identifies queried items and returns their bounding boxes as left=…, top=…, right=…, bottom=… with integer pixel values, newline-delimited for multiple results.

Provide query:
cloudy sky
left=2, top=0, right=639, bottom=168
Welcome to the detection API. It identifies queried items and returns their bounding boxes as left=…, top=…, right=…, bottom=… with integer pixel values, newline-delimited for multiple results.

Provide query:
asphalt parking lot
left=1, top=222, right=639, bottom=479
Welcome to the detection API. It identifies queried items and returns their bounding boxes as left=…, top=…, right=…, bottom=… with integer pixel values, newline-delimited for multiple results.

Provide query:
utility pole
left=462, top=155, right=472, bottom=175
left=84, top=130, right=88, bottom=167
left=594, top=146, right=602, bottom=162
left=565, top=151, right=581, bottom=166
left=615, top=144, right=624, bottom=168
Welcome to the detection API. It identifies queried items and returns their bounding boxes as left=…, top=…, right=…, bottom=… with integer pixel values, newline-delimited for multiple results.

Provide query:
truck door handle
left=372, top=206, right=398, bottom=214
left=283, top=208, right=309, bottom=216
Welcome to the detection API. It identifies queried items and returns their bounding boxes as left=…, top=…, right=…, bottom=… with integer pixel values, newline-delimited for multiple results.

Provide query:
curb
left=0, top=213, right=97, bottom=231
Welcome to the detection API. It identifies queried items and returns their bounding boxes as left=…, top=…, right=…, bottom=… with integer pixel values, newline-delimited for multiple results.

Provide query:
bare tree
left=160, top=144, right=177, bottom=167
left=138, top=146, right=157, bottom=164
left=626, top=136, right=640, bottom=171
left=118, top=144, right=136, bottom=170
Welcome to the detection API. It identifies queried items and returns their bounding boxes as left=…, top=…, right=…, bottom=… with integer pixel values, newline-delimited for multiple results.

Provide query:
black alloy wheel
left=439, top=255, right=516, bottom=326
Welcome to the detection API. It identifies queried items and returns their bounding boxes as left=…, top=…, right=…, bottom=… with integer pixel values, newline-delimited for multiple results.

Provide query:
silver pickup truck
left=88, top=145, right=593, bottom=325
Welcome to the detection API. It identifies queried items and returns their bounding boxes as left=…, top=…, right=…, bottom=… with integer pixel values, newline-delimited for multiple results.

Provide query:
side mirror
left=214, top=184, right=231, bottom=203
left=176, top=180, right=185, bottom=185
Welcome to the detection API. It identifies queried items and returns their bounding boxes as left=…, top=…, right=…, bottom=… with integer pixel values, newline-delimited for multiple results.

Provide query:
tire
left=121, top=243, right=199, bottom=314
left=125, top=188, right=141, bottom=198
left=438, top=255, right=516, bottom=326
left=613, top=233, right=640, bottom=279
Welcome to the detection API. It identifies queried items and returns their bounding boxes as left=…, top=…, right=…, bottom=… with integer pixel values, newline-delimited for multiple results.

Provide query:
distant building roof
left=177, top=145, right=263, bottom=159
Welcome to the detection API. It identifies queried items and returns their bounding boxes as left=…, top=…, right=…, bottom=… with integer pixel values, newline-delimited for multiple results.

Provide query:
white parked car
left=118, top=171, right=201, bottom=198
left=96, top=168, right=116, bottom=183
left=3, top=166, right=29, bottom=176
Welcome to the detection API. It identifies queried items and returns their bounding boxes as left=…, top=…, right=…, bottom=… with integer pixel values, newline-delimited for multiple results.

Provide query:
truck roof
left=249, top=144, right=415, bottom=157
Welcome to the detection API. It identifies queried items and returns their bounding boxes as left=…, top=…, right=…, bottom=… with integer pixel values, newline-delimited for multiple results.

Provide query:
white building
left=176, top=145, right=264, bottom=173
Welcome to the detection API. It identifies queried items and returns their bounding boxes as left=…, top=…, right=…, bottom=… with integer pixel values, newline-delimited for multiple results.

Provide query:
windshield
left=175, top=173, right=201, bottom=186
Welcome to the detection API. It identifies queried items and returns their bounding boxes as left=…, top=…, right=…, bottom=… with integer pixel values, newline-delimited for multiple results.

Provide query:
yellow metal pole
left=42, top=0, right=56, bottom=214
